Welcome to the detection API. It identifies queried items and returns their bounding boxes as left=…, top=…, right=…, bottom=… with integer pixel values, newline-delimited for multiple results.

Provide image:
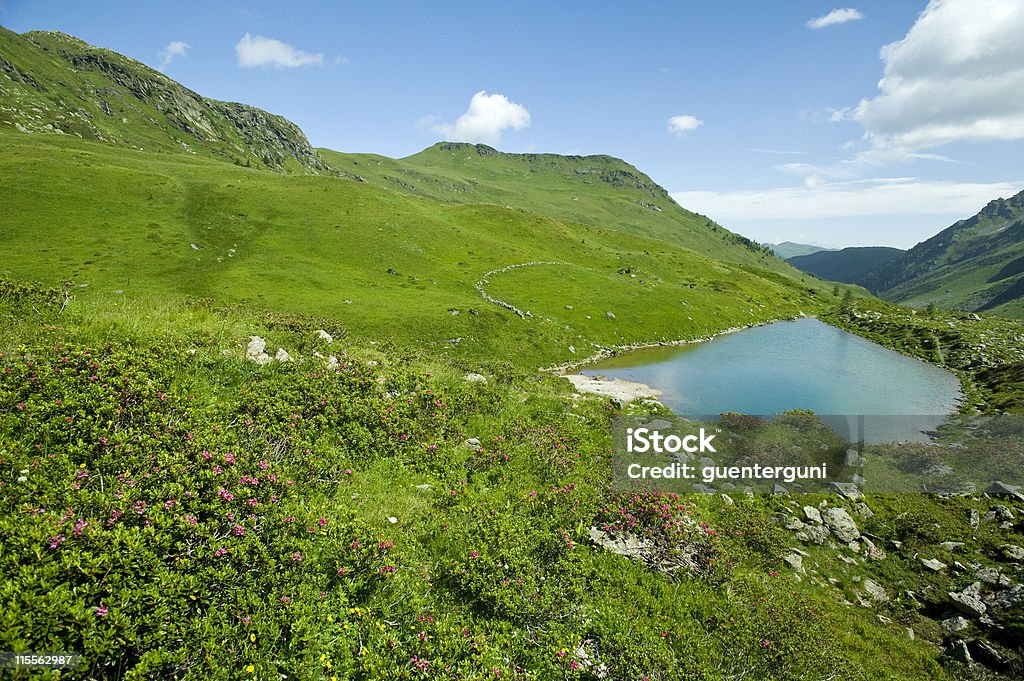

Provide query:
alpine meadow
left=2, top=9, right=1024, bottom=681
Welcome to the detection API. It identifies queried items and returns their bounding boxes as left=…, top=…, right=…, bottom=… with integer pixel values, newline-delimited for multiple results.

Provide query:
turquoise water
left=583, top=318, right=962, bottom=427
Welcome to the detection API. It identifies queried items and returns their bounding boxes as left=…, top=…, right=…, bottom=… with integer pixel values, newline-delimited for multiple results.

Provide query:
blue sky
left=3, top=0, right=1023, bottom=248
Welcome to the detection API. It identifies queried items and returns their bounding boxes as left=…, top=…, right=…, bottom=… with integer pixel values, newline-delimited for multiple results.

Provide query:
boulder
left=941, top=616, right=970, bottom=634
left=863, top=578, right=888, bottom=603
left=921, top=558, right=947, bottom=572
left=1003, top=544, right=1024, bottom=561
left=987, top=481, right=1024, bottom=501
left=315, top=329, right=333, bottom=343
left=829, top=481, right=863, bottom=501
left=949, top=586, right=987, bottom=618
left=245, top=335, right=273, bottom=365
left=802, top=506, right=822, bottom=524
left=275, top=348, right=292, bottom=362
left=795, top=524, right=830, bottom=545
left=822, top=507, right=860, bottom=543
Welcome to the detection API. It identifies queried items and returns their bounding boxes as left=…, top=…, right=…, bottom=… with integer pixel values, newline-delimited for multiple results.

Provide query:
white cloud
left=853, top=0, right=1024, bottom=153
left=807, top=8, right=864, bottom=29
left=668, top=114, right=703, bottom=136
left=748, top=148, right=808, bottom=156
left=672, top=178, right=1021, bottom=222
left=235, top=33, right=324, bottom=69
left=433, top=91, right=530, bottom=146
left=157, top=41, right=189, bottom=71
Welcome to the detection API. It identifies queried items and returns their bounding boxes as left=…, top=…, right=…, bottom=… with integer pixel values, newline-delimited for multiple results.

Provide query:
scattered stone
left=795, top=524, right=830, bottom=545
left=853, top=502, right=874, bottom=519
left=720, top=493, right=734, bottom=506
left=784, top=515, right=804, bottom=530
left=316, top=329, right=333, bottom=343
left=190, top=243, right=201, bottom=250
left=862, top=536, right=887, bottom=561
left=822, top=507, right=860, bottom=543
left=987, top=481, right=1024, bottom=501
left=968, top=639, right=1009, bottom=670
left=1002, top=544, right=1024, bottom=561
left=387, top=516, right=398, bottom=524
left=843, top=449, right=863, bottom=466
left=605, top=311, right=616, bottom=319
left=245, top=336, right=273, bottom=365
left=415, top=484, right=433, bottom=491
left=948, top=639, right=972, bottom=663
left=465, top=438, right=481, bottom=448
left=784, top=552, right=805, bottom=574
left=949, top=586, right=987, bottom=618
left=568, top=345, right=575, bottom=354
left=829, top=481, right=864, bottom=501
left=967, top=508, right=980, bottom=529
left=589, top=527, right=652, bottom=561
left=942, top=616, right=970, bottom=634
left=773, top=484, right=789, bottom=496
left=275, top=348, right=291, bottom=362
left=863, top=579, right=888, bottom=603
left=802, top=506, right=822, bottom=524
left=987, top=585, right=1024, bottom=612
left=921, top=558, right=947, bottom=572
left=326, top=355, right=339, bottom=370
left=940, top=542, right=966, bottom=552
left=464, top=372, right=488, bottom=384
left=992, top=505, right=1015, bottom=522
left=975, top=567, right=1003, bottom=585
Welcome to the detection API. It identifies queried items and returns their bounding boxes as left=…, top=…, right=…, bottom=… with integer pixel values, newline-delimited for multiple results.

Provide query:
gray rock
left=802, top=506, right=822, bottom=523
left=773, top=484, right=789, bottom=496
left=315, top=329, right=333, bottom=344
left=795, top=524, right=830, bottom=545
left=863, top=578, right=888, bottom=602
left=589, top=527, right=652, bottom=560
left=822, top=507, right=861, bottom=543
left=968, top=639, right=1009, bottom=669
left=941, top=616, right=970, bottom=634
left=414, top=483, right=433, bottom=491
left=605, top=311, right=616, bottom=319
left=854, top=502, right=874, bottom=519
left=692, top=484, right=716, bottom=495
left=988, top=585, right=1024, bottom=611
left=829, top=481, right=864, bottom=501
left=843, top=449, right=863, bottom=466
left=274, top=347, right=291, bottom=362
left=949, top=589, right=987, bottom=618
left=921, top=558, right=947, bottom=572
left=987, top=481, right=1024, bottom=501
left=967, top=508, right=980, bottom=529
left=245, top=335, right=273, bottom=365
left=993, top=505, right=1015, bottom=522
left=948, top=640, right=972, bottom=663
left=1003, top=544, right=1024, bottom=561
left=940, top=542, right=965, bottom=551
left=464, top=372, right=488, bottom=384
left=784, top=552, right=805, bottom=574
left=465, top=437, right=481, bottom=448
left=785, top=515, right=805, bottom=530
left=720, top=493, right=734, bottom=506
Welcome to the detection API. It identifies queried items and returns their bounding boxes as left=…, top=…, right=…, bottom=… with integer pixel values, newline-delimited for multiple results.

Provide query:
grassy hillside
left=5, top=281, right=1021, bottom=680
left=0, top=26, right=330, bottom=173
left=789, top=246, right=905, bottom=285
left=320, top=144, right=808, bottom=273
left=0, top=129, right=832, bottom=369
left=863, top=191, right=1024, bottom=318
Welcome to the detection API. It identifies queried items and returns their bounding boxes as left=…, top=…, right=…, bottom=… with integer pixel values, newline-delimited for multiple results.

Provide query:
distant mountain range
left=788, top=247, right=905, bottom=285
left=781, top=191, right=1024, bottom=318
left=769, top=241, right=834, bottom=259
left=863, top=190, right=1024, bottom=318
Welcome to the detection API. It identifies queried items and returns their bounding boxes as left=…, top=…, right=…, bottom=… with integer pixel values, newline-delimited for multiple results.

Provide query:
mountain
left=0, top=30, right=837, bottom=368
left=0, top=27, right=329, bottom=173
left=771, top=241, right=834, bottom=259
left=788, top=246, right=905, bottom=285
left=319, top=144, right=798, bottom=271
left=862, top=190, right=1024, bottom=318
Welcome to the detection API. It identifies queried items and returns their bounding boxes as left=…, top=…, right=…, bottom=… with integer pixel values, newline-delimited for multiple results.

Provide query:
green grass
left=0, top=129, right=833, bottom=369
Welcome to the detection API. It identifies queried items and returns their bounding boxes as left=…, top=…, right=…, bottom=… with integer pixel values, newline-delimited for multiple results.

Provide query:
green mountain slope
left=321, top=144, right=803, bottom=272
left=788, top=246, right=904, bottom=284
left=0, top=26, right=329, bottom=173
left=0, top=128, right=830, bottom=368
left=771, top=241, right=834, bottom=259
left=862, top=190, right=1024, bottom=318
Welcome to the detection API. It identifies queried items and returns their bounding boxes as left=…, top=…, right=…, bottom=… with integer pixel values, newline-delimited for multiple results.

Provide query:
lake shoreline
left=544, top=314, right=807, bottom=403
